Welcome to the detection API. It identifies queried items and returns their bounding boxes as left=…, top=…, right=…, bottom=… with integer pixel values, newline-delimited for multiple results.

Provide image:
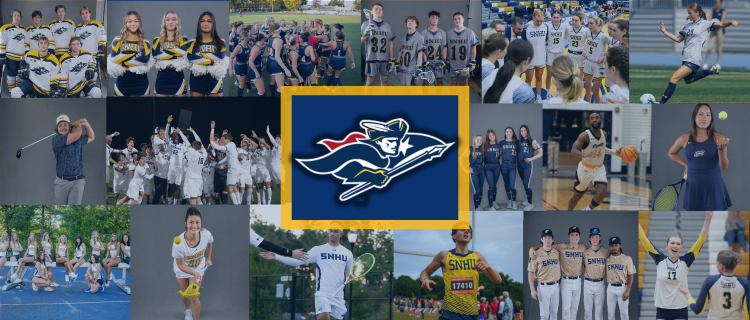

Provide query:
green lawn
left=226, top=12, right=362, bottom=96
left=631, top=65, right=750, bottom=103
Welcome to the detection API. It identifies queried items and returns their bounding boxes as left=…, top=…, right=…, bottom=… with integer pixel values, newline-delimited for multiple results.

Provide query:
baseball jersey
left=583, top=247, right=610, bottom=279
left=523, top=23, right=547, bottom=66
left=640, top=225, right=706, bottom=309
left=486, top=143, right=500, bottom=163
left=275, top=243, right=353, bottom=300
left=25, top=25, right=55, bottom=52
left=0, top=24, right=27, bottom=61
left=21, top=50, right=66, bottom=93
left=519, top=139, right=541, bottom=161
left=551, top=243, right=587, bottom=277
left=469, top=147, right=483, bottom=166
left=446, top=28, right=479, bottom=69
left=606, top=253, right=636, bottom=284
left=680, top=19, right=714, bottom=66
left=172, top=229, right=213, bottom=277
left=49, top=19, right=76, bottom=54
left=59, top=50, right=96, bottom=95
left=568, top=26, right=589, bottom=53
left=442, top=249, right=479, bottom=315
left=421, top=28, right=447, bottom=62
left=584, top=31, right=610, bottom=63
left=75, top=21, right=106, bottom=58
left=362, top=20, right=396, bottom=62
left=399, top=31, right=425, bottom=73
left=688, top=274, right=750, bottom=319
left=581, top=129, right=607, bottom=166
left=528, top=247, right=561, bottom=283
left=546, top=23, right=570, bottom=53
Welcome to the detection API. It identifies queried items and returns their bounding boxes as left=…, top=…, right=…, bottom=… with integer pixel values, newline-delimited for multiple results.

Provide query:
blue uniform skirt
left=298, top=63, right=314, bottom=78
left=114, top=72, right=149, bottom=96
left=189, top=73, right=223, bottom=94
left=267, top=58, right=284, bottom=75
left=234, top=62, right=248, bottom=77
left=155, top=68, right=186, bottom=95
left=329, top=56, right=346, bottom=71
left=247, top=63, right=264, bottom=81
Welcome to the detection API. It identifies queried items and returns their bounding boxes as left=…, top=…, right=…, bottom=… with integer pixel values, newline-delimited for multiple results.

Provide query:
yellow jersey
left=442, top=249, right=479, bottom=315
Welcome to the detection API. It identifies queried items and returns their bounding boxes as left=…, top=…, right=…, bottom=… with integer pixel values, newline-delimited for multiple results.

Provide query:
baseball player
left=528, top=227, right=587, bottom=320
left=52, top=115, right=95, bottom=205
left=582, top=228, right=610, bottom=320
left=361, top=3, right=396, bottom=86
left=528, top=229, right=561, bottom=320
left=605, top=236, right=635, bottom=320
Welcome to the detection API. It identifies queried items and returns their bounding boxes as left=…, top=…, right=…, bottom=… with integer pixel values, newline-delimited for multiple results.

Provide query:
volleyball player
left=676, top=249, right=749, bottom=319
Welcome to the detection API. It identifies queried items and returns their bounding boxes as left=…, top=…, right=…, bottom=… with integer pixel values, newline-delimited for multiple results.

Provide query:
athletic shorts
left=227, top=169, right=240, bottom=186
left=365, top=61, right=388, bottom=77
left=574, top=162, right=607, bottom=193
left=185, top=178, right=203, bottom=199
left=203, top=176, right=214, bottom=196
left=256, top=166, right=271, bottom=183
left=682, top=61, right=700, bottom=81
left=114, top=181, right=129, bottom=194
left=399, top=72, right=419, bottom=86
left=270, top=164, right=281, bottom=184
left=168, top=165, right=183, bottom=184
left=547, top=51, right=564, bottom=67
left=583, top=59, right=605, bottom=79
left=655, top=307, right=688, bottom=320
left=240, top=172, right=253, bottom=186
left=527, top=63, right=545, bottom=70
left=568, top=52, right=584, bottom=69
left=126, top=183, right=144, bottom=200
left=234, top=62, right=248, bottom=77
left=315, top=295, right=347, bottom=319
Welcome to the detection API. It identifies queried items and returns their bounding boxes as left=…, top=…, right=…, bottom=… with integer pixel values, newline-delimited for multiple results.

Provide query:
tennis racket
left=652, top=175, right=687, bottom=211
left=331, top=253, right=375, bottom=297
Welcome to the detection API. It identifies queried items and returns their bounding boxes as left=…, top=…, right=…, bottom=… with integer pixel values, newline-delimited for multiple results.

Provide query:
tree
left=284, top=0, right=303, bottom=11
left=353, top=0, right=361, bottom=11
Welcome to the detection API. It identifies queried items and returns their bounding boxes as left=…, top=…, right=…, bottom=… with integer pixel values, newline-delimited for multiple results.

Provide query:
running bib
left=450, top=277, right=475, bottom=294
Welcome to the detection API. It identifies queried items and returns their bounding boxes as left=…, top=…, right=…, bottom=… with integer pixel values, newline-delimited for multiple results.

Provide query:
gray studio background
left=469, top=103, right=543, bottom=211
left=361, top=0, right=481, bottom=87
left=651, top=104, right=750, bottom=210
left=0, top=100, right=106, bottom=204
left=106, top=1, right=230, bottom=96
left=0, top=0, right=108, bottom=96
left=131, top=205, right=249, bottom=320
left=523, top=211, right=639, bottom=320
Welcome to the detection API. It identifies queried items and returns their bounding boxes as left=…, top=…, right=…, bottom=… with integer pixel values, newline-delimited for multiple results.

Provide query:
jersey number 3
left=723, top=292, right=731, bottom=309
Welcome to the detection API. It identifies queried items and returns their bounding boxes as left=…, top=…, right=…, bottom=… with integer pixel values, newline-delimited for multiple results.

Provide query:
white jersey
left=546, top=23, right=570, bottom=53
left=274, top=243, right=353, bottom=300
left=609, top=37, right=620, bottom=48
left=25, top=25, right=55, bottom=52
left=170, top=142, right=189, bottom=168
left=60, top=50, right=96, bottom=95
left=75, top=21, right=106, bottom=58
left=255, top=148, right=271, bottom=168
left=249, top=225, right=264, bottom=247
left=0, top=24, right=27, bottom=61
left=49, top=19, right=77, bottom=54
left=691, top=275, right=749, bottom=320
left=129, top=164, right=153, bottom=190
left=154, top=149, right=170, bottom=179
left=266, top=128, right=281, bottom=166
left=144, top=156, right=157, bottom=179
left=584, top=31, right=610, bottom=63
left=567, top=26, right=589, bottom=54
left=523, top=22, right=548, bottom=66
left=112, top=164, right=130, bottom=187
left=172, top=229, right=213, bottom=278
left=106, top=144, right=114, bottom=166
left=581, top=129, right=607, bottom=167
left=211, top=139, right=241, bottom=171
left=241, top=149, right=252, bottom=174
left=680, top=19, right=714, bottom=66
left=21, top=50, right=66, bottom=92
left=179, top=131, right=207, bottom=180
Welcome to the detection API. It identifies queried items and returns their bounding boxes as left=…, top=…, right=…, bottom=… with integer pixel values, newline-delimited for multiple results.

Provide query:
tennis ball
left=719, top=111, right=727, bottom=120
left=174, top=236, right=182, bottom=244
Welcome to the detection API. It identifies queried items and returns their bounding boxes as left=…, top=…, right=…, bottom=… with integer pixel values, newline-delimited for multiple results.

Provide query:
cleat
left=711, top=65, right=720, bottom=74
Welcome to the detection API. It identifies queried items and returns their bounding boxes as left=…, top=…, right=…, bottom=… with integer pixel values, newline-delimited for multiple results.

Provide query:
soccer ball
left=640, top=93, right=656, bottom=104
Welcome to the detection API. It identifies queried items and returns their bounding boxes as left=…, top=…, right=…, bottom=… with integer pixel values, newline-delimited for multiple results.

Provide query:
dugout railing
left=250, top=270, right=393, bottom=320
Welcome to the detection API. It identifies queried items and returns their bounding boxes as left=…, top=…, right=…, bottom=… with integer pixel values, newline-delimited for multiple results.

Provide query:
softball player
left=605, top=237, right=635, bottom=320
left=446, top=12, right=478, bottom=86
left=178, top=128, right=206, bottom=205
left=186, top=12, right=227, bottom=97
left=676, top=249, right=749, bottom=319
left=582, top=14, right=610, bottom=104
left=545, top=12, right=570, bottom=100
left=26, top=11, right=55, bottom=53
left=639, top=211, right=711, bottom=320
left=153, top=11, right=189, bottom=97
left=421, top=11, right=447, bottom=86
left=173, top=207, right=213, bottom=320
left=49, top=5, right=76, bottom=56
left=524, top=10, right=548, bottom=101
left=396, top=16, right=426, bottom=86
left=568, top=12, right=589, bottom=85
left=1, top=9, right=28, bottom=91
left=108, top=11, right=153, bottom=97
left=468, top=134, right=486, bottom=211
left=362, top=3, right=396, bottom=86
left=528, top=229, right=561, bottom=320
left=658, top=3, right=738, bottom=103
left=483, top=130, right=501, bottom=211
left=500, top=128, right=518, bottom=210
left=567, top=113, right=623, bottom=211
left=582, top=228, right=609, bottom=320
left=518, top=125, right=541, bottom=211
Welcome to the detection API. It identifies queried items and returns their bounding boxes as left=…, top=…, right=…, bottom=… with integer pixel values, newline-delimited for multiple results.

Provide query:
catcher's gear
left=387, top=59, right=397, bottom=74
left=469, top=60, right=477, bottom=71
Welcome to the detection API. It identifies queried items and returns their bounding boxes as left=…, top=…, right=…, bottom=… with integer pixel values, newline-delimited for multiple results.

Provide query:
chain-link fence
left=251, top=270, right=393, bottom=319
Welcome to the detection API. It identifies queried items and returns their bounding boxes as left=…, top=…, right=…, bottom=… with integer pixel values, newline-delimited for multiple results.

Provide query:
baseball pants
left=537, top=282, right=559, bottom=320
left=583, top=279, right=605, bottom=320
left=54, top=177, right=85, bottom=205
left=560, top=277, right=581, bottom=320
left=606, top=283, right=629, bottom=320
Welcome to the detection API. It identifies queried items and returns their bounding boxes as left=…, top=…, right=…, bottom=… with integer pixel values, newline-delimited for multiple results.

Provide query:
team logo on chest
left=31, top=66, right=51, bottom=75
left=54, top=27, right=69, bottom=35
left=12, top=33, right=25, bottom=41
left=694, top=150, right=705, bottom=157
left=71, top=62, right=87, bottom=73
left=30, top=33, right=43, bottom=42
left=296, top=119, right=454, bottom=201
left=78, top=31, right=92, bottom=40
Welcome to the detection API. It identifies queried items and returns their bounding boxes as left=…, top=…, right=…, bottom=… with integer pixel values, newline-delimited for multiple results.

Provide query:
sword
left=339, top=142, right=455, bottom=201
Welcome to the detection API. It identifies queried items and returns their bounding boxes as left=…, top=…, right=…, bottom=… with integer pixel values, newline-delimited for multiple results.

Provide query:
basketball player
left=524, top=11, right=547, bottom=101
left=582, top=228, right=609, bottom=320
left=582, top=14, right=610, bottom=104
left=446, top=12, right=478, bottom=86
left=421, top=11, right=447, bottom=86
left=49, top=5, right=76, bottom=56
left=567, top=12, right=589, bottom=85
left=676, top=249, right=749, bottom=319
left=545, top=12, right=570, bottom=100
left=420, top=225, right=503, bottom=319
left=528, top=229, right=561, bottom=320
left=362, top=3, right=396, bottom=86
left=259, top=229, right=353, bottom=320
left=567, top=113, right=623, bottom=211
left=395, top=16, right=426, bottom=86
left=605, top=236, right=635, bottom=320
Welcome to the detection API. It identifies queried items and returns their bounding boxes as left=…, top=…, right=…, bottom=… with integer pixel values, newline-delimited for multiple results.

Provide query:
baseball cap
left=568, top=226, right=581, bottom=235
left=541, top=229, right=554, bottom=238
left=609, top=237, right=621, bottom=245
left=56, top=114, right=70, bottom=126
left=590, top=228, right=601, bottom=236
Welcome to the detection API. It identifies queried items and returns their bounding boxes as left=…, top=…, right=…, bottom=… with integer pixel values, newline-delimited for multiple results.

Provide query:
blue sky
left=394, top=212, right=524, bottom=283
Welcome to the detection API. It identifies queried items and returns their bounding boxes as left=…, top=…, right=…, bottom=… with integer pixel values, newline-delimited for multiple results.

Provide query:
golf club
left=16, top=132, right=58, bottom=158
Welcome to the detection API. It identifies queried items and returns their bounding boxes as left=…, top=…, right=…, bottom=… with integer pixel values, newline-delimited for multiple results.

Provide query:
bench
left=1, top=261, right=130, bottom=294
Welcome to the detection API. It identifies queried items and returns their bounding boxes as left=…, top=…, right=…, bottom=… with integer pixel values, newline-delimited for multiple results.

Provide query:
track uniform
left=186, top=38, right=228, bottom=94
left=518, top=139, right=540, bottom=205
left=583, top=246, right=609, bottom=320
left=172, top=229, right=213, bottom=278
left=550, top=243, right=587, bottom=320
left=25, top=25, right=55, bottom=52
left=440, top=249, right=479, bottom=320
left=567, top=26, right=588, bottom=70
left=573, top=130, right=607, bottom=193
left=0, top=23, right=28, bottom=90
left=687, top=274, right=750, bottom=319
left=583, top=31, right=609, bottom=79
left=500, top=140, right=517, bottom=203
left=446, top=28, right=479, bottom=78
left=683, top=137, right=732, bottom=210
left=605, top=252, right=636, bottom=320
left=152, top=36, right=189, bottom=95
left=639, top=225, right=706, bottom=319
left=273, top=244, right=353, bottom=319
left=75, top=21, right=106, bottom=68
left=397, top=31, right=426, bottom=86
left=362, top=20, right=395, bottom=77
left=13, top=50, right=66, bottom=98
left=247, top=44, right=264, bottom=81
left=546, top=23, right=570, bottom=66
left=49, top=19, right=76, bottom=55
left=109, top=38, right=152, bottom=96
left=523, top=23, right=548, bottom=70
left=61, top=50, right=99, bottom=98
left=112, top=163, right=130, bottom=194
left=468, top=146, right=484, bottom=210
left=180, top=131, right=207, bottom=199
left=529, top=247, right=561, bottom=320
left=421, top=28, right=447, bottom=79
left=484, top=142, right=501, bottom=208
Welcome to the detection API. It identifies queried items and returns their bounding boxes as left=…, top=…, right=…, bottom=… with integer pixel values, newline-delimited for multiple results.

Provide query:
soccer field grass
left=631, top=65, right=750, bottom=103
left=226, top=12, right=361, bottom=96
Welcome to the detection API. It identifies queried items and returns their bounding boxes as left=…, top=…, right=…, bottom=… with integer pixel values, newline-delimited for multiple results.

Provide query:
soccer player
left=75, top=6, right=106, bottom=77
left=528, top=229, right=560, bottom=320
left=259, top=229, right=352, bottom=320
left=265, top=126, right=282, bottom=191
left=605, top=236, right=635, bottom=320
left=106, top=132, right=120, bottom=200
left=142, top=145, right=157, bottom=204
left=49, top=5, right=76, bottom=56
left=395, top=16, right=426, bottom=86
left=420, top=225, right=503, bottom=319
left=112, top=153, right=130, bottom=205
left=52, top=115, right=94, bottom=205
left=11, top=35, right=65, bottom=98
left=362, top=3, right=396, bottom=86
left=210, top=121, right=244, bottom=204
left=177, top=127, right=207, bottom=205
left=447, top=12, right=478, bottom=86
left=421, top=11, right=448, bottom=86
left=1, top=9, right=28, bottom=91
left=26, top=11, right=55, bottom=53
left=61, top=37, right=101, bottom=98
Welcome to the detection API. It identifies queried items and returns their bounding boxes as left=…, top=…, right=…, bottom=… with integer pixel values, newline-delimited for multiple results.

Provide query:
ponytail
left=687, top=3, right=707, bottom=20
left=482, top=32, right=508, bottom=59
left=483, top=39, right=533, bottom=103
left=550, top=56, right=582, bottom=103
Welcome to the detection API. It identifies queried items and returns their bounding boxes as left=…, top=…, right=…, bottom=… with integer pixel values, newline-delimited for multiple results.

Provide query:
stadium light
left=348, top=230, right=358, bottom=244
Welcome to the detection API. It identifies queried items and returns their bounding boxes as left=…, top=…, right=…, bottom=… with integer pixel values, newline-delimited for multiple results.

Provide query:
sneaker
left=10, top=274, right=17, bottom=282
left=65, top=275, right=70, bottom=282
left=522, top=201, right=529, bottom=206
left=6, top=279, right=10, bottom=284
left=582, top=206, right=591, bottom=211
left=100, top=286, right=104, bottom=292
left=105, top=280, right=110, bottom=287
left=492, top=203, right=501, bottom=210
left=702, top=63, right=709, bottom=70
left=50, top=282, right=60, bottom=287
left=545, top=91, right=551, bottom=100
left=84, top=287, right=91, bottom=293
left=186, top=309, right=194, bottom=320
left=711, top=65, right=720, bottom=74
left=110, top=273, right=115, bottom=281
left=72, top=273, right=78, bottom=280
left=512, top=201, right=518, bottom=210
left=234, top=80, right=239, bottom=86
left=475, top=207, right=484, bottom=211
left=488, top=206, right=497, bottom=211
left=13, top=277, right=22, bottom=284
left=507, top=201, right=513, bottom=209
left=716, top=64, right=721, bottom=70
left=69, top=272, right=76, bottom=279
left=67, top=280, right=73, bottom=286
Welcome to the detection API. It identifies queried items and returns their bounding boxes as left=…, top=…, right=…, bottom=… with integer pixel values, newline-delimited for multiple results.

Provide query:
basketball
left=622, top=146, right=638, bottom=163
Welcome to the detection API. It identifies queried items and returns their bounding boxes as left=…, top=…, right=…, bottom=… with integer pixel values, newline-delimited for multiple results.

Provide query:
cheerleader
left=11, top=233, right=37, bottom=283
left=518, top=125, right=542, bottom=211
left=173, top=207, right=213, bottom=320
left=0, top=232, right=9, bottom=281
left=468, top=134, right=486, bottom=211
left=482, top=39, right=534, bottom=103
left=187, top=12, right=229, bottom=97
left=524, top=10, right=548, bottom=102
left=482, top=130, right=501, bottom=211
left=70, top=235, right=86, bottom=278
left=657, top=3, right=738, bottom=104
left=120, top=234, right=131, bottom=264
left=544, top=12, right=570, bottom=100
left=267, top=23, right=292, bottom=95
left=55, top=234, right=75, bottom=286
left=320, top=30, right=355, bottom=86
left=108, top=11, right=153, bottom=97
left=500, top=127, right=519, bottom=210
left=568, top=12, right=589, bottom=85
left=32, top=251, right=54, bottom=292
left=676, top=249, right=749, bottom=319
left=41, top=232, right=59, bottom=287
left=581, top=14, right=610, bottom=104
left=6, top=233, right=21, bottom=283
left=638, top=211, right=711, bottom=320
left=84, top=253, right=104, bottom=293
left=541, top=56, right=585, bottom=104
left=229, top=31, right=251, bottom=96
left=600, top=46, right=629, bottom=103
left=153, top=11, right=190, bottom=97
left=605, top=19, right=628, bottom=90
left=288, top=33, right=316, bottom=86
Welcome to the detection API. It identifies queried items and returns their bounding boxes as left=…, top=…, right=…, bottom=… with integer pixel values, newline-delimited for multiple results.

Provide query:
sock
left=246, top=191, right=253, bottom=204
left=239, top=190, right=245, bottom=203
left=659, top=82, right=677, bottom=104
left=310, top=84, right=316, bottom=86
left=168, top=196, right=173, bottom=204
left=270, top=84, right=276, bottom=95
left=473, top=194, right=482, bottom=209
left=326, top=75, right=333, bottom=86
left=229, top=192, right=237, bottom=204
left=197, top=202, right=203, bottom=205
left=256, top=190, right=262, bottom=204
left=266, top=188, right=272, bottom=204
left=261, top=187, right=267, bottom=204
left=256, top=93, right=264, bottom=97
left=506, top=190, right=512, bottom=200
left=220, top=193, right=228, bottom=205
left=488, top=189, right=495, bottom=207
left=335, top=77, right=342, bottom=86
left=693, top=70, right=712, bottom=82
left=237, top=87, right=244, bottom=97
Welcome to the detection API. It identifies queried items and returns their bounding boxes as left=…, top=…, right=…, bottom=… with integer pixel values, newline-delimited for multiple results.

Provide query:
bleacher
left=1, top=261, right=131, bottom=294
left=479, top=1, right=616, bottom=30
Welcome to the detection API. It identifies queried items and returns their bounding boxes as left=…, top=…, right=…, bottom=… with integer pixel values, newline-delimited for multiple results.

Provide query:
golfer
left=52, top=115, right=95, bottom=204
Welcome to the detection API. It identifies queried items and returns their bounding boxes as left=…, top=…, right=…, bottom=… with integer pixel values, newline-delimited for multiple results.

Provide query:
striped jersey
left=0, top=24, right=27, bottom=61
left=446, top=28, right=479, bottom=69
left=21, top=50, right=66, bottom=93
left=443, top=249, right=479, bottom=315
left=75, top=20, right=106, bottom=57
left=49, top=19, right=76, bottom=54
left=60, top=50, right=96, bottom=95
left=26, top=25, right=55, bottom=52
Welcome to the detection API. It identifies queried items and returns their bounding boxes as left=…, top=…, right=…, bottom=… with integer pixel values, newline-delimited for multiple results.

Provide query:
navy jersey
left=298, top=44, right=313, bottom=64
left=331, top=41, right=346, bottom=57
left=500, top=141, right=517, bottom=162
left=230, top=31, right=240, bottom=52
left=235, top=44, right=250, bottom=64
left=519, top=139, right=540, bottom=161
left=251, top=44, right=263, bottom=67
left=268, top=36, right=280, bottom=60
left=486, top=143, right=500, bottom=163
left=469, top=147, right=483, bottom=166
left=262, top=25, right=270, bottom=34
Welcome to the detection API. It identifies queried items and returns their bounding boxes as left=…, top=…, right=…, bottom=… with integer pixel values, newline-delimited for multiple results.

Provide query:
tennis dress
left=683, top=137, right=732, bottom=210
